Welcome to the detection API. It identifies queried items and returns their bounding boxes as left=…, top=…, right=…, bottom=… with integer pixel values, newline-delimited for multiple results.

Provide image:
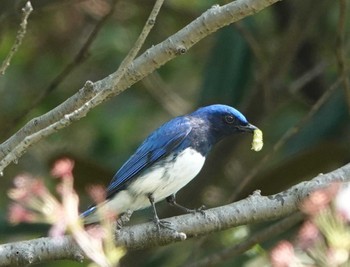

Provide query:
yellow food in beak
left=251, top=129, right=263, bottom=152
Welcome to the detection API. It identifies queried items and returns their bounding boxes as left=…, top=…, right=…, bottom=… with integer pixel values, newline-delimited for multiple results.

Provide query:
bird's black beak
left=237, top=123, right=257, bottom=133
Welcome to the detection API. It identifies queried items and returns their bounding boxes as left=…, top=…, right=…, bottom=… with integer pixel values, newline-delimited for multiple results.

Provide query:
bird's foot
left=185, top=204, right=206, bottom=215
left=152, top=217, right=176, bottom=232
left=152, top=218, right=187, bottom=241
left=176, top=204, right=206, bottom=215
left=166, top=195, right=206, bottom=215
left=194, top=204, right=206, bottom=215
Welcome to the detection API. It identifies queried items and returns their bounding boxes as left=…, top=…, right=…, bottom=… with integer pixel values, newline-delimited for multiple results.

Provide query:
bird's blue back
left=105, top=116, right=193, bottom=198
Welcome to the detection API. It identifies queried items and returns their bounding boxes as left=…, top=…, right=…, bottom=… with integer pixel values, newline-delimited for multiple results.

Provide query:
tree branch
left=0, top=0, right=281, bottom=175
left=0, top=163, right=349, bottom=266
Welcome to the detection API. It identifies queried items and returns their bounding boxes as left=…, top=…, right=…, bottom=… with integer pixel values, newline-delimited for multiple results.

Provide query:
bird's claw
left=184, top=204, right=206, bottom=215
left=195, top=205, right=206, bottom=215
left=153, top=218, right=176, bottom=232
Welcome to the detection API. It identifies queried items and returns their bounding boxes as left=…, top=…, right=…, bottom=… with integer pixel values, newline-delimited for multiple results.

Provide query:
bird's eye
left=224, top=115, right=235, bottom=124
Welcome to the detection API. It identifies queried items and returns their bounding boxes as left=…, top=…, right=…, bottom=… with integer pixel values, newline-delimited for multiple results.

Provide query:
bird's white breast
left=105, top=148, right=206, bottom=215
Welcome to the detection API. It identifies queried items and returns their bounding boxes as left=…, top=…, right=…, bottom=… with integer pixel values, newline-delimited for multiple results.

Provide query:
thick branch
left=0, top=163, right=349, bottom=266
left=0, top=0, right=281, bottom=174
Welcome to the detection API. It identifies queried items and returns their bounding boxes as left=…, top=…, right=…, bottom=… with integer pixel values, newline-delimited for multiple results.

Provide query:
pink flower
left=8, top=174, right=46, bottom=201
left=270, top=240, right=296, bottom=267
left=335, top=183, right=350, bottom=222
left=300, top=184, right=339, bottom=216
left=86, top=224, right=106, bottom=240
left=86, top=184, right=106, bottom=204
left=50, top=169, right=80, bottom=237
left=8, top=167, right=124, bottom=266
left=8, top=203, right=36, bottom=224
left=51, top=158, right=75, bottom=179
left=297, top=220, right=320, bottom=250
left=49, top=216, right=67, bottom=238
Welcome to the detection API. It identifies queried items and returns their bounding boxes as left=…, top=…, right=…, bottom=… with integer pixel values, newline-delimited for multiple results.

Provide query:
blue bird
left=81, top=104, right=258, bottom=227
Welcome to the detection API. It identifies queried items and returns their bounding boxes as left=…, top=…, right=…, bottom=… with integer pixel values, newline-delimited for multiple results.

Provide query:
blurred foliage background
left=0, top=0, right=349, bottom=266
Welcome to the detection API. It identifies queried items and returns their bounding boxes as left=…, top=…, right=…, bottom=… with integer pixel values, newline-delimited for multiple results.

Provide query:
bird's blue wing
left=106, top=117, right=192, bottom=198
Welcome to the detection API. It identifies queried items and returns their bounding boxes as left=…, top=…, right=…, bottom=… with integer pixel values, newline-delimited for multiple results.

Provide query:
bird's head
left=191, top=104, right=257, bottom=142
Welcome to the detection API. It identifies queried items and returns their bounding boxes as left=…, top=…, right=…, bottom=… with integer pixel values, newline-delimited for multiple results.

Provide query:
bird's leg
left=148, top=193, right=174, bottom=231
left=166, top=194, right=205, bottom=214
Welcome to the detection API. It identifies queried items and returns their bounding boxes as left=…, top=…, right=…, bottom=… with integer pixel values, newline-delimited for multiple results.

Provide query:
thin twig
left=336, top=0, right=350, bottom=113
left=289, top=61, right=328, bottom=94
left=109, top=0, right=165, bottom=89
left=45, top=0, right=118, bottom=95
left=0, top=1, right=33, bottom=75
left=184, top=212, right=304, bottom=267
left=9, top=0, right=119, bottom=129
left=230, top=78, right=342, bottom=201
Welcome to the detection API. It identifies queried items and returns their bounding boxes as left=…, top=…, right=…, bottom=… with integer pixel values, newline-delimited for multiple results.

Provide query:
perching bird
left=81, top=104, right=260, bottom=227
